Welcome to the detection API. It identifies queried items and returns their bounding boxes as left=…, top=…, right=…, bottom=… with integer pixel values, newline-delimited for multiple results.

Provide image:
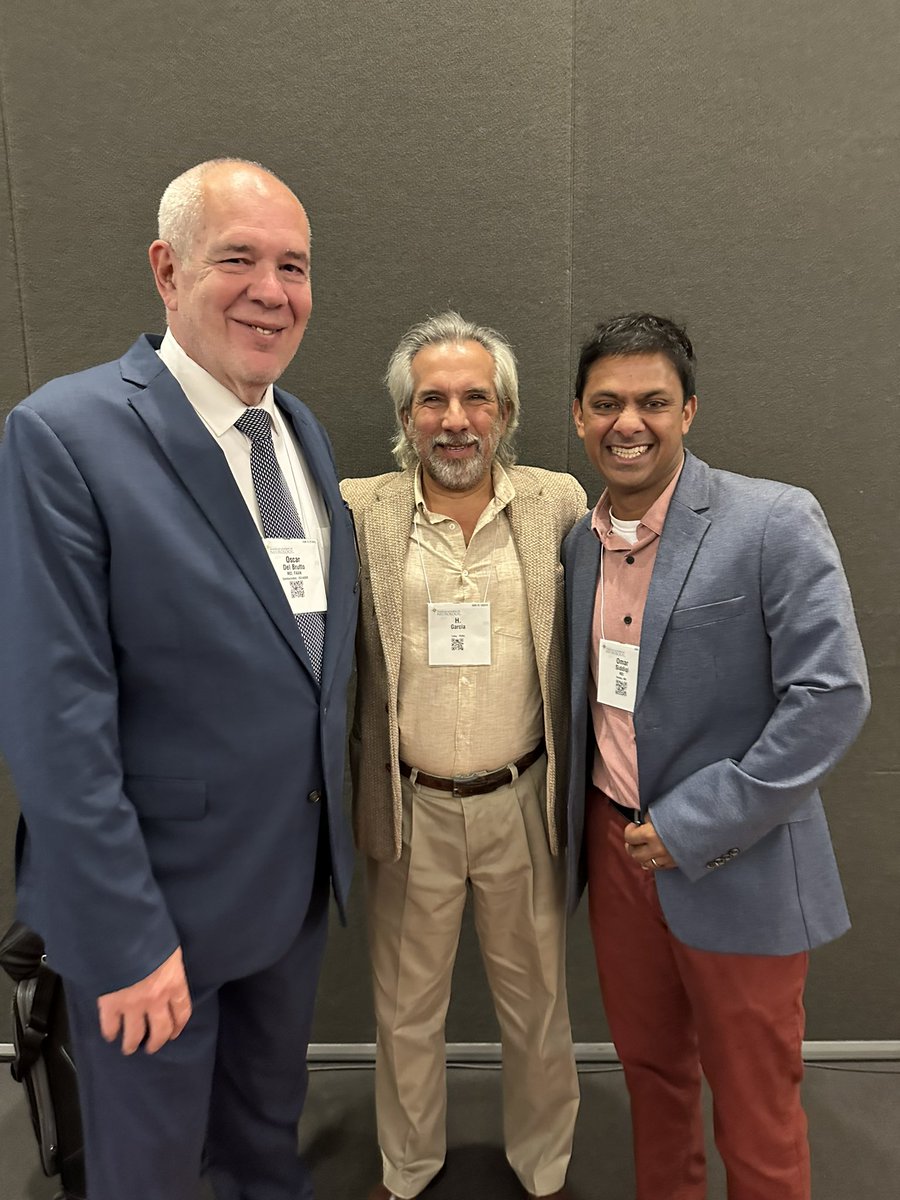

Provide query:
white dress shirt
left=157, top=329, right=331, bottom=589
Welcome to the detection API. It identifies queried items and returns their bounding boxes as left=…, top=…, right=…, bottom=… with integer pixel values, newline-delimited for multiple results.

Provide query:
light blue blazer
left=563, top=451, right=869, bottom=954
left=0, top=335, right=359, bottom=994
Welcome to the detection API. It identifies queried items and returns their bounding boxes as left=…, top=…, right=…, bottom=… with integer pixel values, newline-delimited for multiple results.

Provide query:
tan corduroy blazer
left=341, top=466, right=587, bottom=862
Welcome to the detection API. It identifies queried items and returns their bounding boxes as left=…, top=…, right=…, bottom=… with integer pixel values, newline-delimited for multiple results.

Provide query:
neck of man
left=420, top=468, right=495, bottom=546
left=606, top=451, right=684, bottom=522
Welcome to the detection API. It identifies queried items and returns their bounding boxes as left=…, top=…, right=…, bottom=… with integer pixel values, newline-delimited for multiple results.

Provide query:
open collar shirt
left=397, top=464, right=543, bottom=778
left=589, top=463, right=684, bottom=809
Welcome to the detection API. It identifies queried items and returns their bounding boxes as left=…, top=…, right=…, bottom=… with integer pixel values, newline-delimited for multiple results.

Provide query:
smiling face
left=404, top=340, right=507, bottom=495
left=573, top=352, right=697, bottom=519
left=149, top=165, right=312, bottom=406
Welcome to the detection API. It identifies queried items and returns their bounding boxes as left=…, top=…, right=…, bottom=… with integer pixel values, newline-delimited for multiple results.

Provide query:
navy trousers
left=65, top=881, right=329, bottom=1200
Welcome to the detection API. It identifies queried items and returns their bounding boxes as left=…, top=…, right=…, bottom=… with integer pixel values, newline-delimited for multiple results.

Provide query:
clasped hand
left=96, top=946, right=192, bottom=1054
left=623, top=818, right=676, bottom=871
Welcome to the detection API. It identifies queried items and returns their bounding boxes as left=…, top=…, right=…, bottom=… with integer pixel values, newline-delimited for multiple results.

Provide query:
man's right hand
left=97, top=946, right=192, bottom=1055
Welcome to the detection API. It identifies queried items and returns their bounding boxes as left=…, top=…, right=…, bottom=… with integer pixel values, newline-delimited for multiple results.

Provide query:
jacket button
left=307, top=790, right=321, bottom=804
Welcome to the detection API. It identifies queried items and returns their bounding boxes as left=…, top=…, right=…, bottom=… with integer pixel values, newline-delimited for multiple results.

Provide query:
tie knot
left=235, top=406, right=272, bottom=442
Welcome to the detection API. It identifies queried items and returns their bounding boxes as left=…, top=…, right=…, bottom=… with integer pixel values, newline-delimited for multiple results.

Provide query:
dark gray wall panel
left=0, top=54, right=28, bottom=1020
left=0, top=80, right=28, bottom=411
left=0, top=1, right=576, bottom=476
left=570, top=0, right=899, bottom=1037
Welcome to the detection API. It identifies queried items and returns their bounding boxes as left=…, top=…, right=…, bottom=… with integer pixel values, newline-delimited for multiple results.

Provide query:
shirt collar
left=590, top=457, right=685, bottom=547
left=157, top=329, right=277, bottom=439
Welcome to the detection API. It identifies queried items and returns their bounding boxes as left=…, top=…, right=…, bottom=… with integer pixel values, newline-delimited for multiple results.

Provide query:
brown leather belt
left=400, top=740, right=546, bottom=798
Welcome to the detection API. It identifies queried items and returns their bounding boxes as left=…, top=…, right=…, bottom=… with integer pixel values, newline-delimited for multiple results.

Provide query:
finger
left=169, top=993, right=193, bottom=1038
left=622, top=824, right=648, bottom=846
left=97, top=1001, right=123, bottom=1044
left=144, top=1008, right=176, bottom=1055
left=120, top=1011, right=149, bottom=1056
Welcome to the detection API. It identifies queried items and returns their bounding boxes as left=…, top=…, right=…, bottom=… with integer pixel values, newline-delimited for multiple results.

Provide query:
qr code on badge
left=615, top=677, right=627, bottom=696
left=451, top=636, right=465, bottom=651
left=290, top=580, right=306, bottom=599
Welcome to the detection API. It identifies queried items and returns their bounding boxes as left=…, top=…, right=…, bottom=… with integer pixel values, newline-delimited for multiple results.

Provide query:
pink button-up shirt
left=589, top=465, right=683, bottom=809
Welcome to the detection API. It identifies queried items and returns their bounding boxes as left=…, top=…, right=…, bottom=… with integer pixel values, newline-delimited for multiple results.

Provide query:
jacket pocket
left=669, top=595, right=748, bottom=630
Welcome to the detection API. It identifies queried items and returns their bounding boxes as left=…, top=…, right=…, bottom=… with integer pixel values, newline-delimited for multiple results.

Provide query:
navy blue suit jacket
left=0, top=335, right=358, bottom=994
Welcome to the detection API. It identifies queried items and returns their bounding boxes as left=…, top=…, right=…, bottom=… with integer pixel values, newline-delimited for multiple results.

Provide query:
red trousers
left=586, top=791, right=811, bottom=1200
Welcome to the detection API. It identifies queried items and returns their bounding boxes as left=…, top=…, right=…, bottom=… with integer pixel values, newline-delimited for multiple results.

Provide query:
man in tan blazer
left=342, top=312, right=584, bottom=1200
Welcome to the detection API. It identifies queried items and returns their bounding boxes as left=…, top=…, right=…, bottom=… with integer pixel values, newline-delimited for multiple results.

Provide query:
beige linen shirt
left=397, top=465, right=543, bottom=777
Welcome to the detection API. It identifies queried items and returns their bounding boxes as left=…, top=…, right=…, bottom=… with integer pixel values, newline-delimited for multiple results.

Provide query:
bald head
left=157, top=159, right=308, bottom=263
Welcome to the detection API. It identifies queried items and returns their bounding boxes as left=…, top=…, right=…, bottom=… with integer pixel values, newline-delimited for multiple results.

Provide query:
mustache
left=430, top=434, right=481, bottom=449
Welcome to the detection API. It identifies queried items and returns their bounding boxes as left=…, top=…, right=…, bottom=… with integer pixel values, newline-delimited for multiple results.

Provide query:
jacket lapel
left=637, top=453, right=711, bottom=708
left=568, top=517, right=601, bottom=694
left=122, top=338, right=312, bottom=672
left=362, top=473, right=415, bottom=685
left=506, top=472, right=555, bottom=673
left=275, top=390, right=359, bottom=697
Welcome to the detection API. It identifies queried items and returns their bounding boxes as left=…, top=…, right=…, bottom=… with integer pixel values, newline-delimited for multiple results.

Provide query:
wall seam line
left=565, top=0, right=578, bottom=472
left=0, top=29, right=32, bottom=397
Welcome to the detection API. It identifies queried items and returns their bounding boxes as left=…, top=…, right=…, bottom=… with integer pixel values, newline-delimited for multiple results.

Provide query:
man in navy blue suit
left=0, top=159, right=359, bottom=1200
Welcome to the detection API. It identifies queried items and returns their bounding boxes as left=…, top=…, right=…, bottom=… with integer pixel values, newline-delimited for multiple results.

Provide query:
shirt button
left=624, top=615, right=633, bottom=625
left=625, top=555, right=635, bottom=564
left=447, top=522, right=456, bottom=530
left=307, top=790, right=321, bottom=804
left=462, top=569, right=469, bottom=578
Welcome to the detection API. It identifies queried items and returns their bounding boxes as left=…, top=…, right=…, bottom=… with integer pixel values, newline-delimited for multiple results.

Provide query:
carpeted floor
left=1, top=1055, right=897, bottom=1198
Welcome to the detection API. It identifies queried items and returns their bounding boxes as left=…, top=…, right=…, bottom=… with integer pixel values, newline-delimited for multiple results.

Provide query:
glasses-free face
left=405, top=340, right=507, bottom=494
left=151, top=168, right=312, bottom=406
left=573, top=352, right=697, bottom=519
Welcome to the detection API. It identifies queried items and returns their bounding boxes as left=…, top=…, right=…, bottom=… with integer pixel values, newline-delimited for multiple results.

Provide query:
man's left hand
left=623, top=818, right=676, bottom=871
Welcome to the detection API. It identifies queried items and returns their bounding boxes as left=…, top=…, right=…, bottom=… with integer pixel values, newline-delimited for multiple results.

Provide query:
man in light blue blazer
left=564, top=313, right=868, bottom=1200
left=0, top=159, right=358, bottom=1200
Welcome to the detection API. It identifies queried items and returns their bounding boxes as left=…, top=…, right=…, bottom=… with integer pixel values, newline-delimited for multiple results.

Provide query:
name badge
left=427, top=602, right=491, bottom=666
left=597, top=638, right=640, bottom=713
left=264, top=538, right=327, bottom=615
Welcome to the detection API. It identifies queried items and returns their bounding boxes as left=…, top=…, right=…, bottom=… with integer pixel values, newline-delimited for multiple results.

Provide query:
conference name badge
left=427, top=602, right=491, bottom=666
left=597, top=638, right=640, bottom=713
left=265, top=538, right=327, bottom=615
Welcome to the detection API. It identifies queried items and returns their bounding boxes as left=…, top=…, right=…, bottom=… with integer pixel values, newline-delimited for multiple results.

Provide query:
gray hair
left=386, top=311, right=520, bottom=469
left=157, top=158, right=287, bottom=260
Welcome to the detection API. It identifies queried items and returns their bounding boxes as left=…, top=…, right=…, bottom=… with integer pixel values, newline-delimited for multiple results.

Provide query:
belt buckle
left=451, top=772, right=478, bottom=798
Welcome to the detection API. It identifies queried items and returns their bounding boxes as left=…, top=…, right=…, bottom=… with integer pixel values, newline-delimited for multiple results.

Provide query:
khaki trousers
left=367, top=757, right=579, bottom=1199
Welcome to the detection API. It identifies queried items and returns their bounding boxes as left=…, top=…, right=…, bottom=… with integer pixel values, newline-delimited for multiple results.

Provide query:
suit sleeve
left=649, top=490, right=870, bottom=882
left=0, top=406, right=179, bottom=992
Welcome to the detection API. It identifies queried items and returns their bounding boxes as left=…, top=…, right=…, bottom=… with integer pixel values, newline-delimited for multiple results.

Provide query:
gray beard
left=422, top=443, right=490, bottom=491
left=413, top=425, right=501, bottom=492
